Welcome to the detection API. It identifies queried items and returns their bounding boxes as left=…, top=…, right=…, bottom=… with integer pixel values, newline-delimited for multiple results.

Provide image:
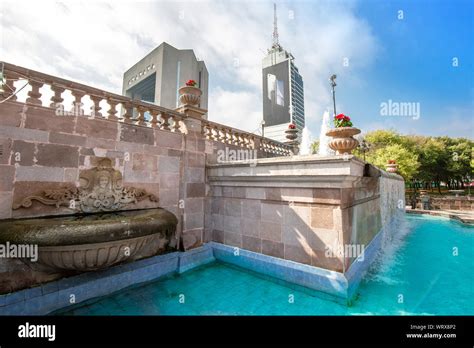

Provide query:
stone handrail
left=1, top=61, right=293, bottom=156
left=201, top=119, right=293, bottom=156
left=1, top=61, right=185, bottom=133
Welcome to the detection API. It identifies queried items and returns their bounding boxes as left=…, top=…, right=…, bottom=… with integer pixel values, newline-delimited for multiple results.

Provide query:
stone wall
left=204, top=157, right=404, bottom=273
left=0, top=100, right=271, bottom=249
left=0, top=102, right=196, bottom=236
left=0, top=97, right=291, bottom=231
left=408, top=196, right=474, bottom=211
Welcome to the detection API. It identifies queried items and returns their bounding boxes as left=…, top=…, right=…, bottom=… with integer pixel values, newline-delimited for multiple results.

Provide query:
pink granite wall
left=0, top=101, right=210, bottom=249
left=0, top=100, right=281, bottom=251
left=204, top=178, right=383, bottom=273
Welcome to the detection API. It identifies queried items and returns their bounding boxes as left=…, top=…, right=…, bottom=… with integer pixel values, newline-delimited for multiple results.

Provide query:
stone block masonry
left=205, top=156, right=405, bottom=274
left=0, top=101, right=223, bottom=254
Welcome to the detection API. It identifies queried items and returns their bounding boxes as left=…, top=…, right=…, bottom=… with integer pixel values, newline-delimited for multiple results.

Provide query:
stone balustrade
left=201, top=119, right=293, bottom=156
left=1, top=62, right=185, bottom=133
left=2, top=62, right=293, bottom=156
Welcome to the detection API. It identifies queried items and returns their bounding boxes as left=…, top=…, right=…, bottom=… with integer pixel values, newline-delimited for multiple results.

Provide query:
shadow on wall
left=204, top=179, right=384, bottom=274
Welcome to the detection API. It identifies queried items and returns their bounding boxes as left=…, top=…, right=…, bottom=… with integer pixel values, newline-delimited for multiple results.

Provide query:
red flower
left=288, top=123, right=296, bottom=129
left=343, top=115, right=350, bottom=121
left=335, top=114, right=345, bottom=120
left=186, top=79, right=197, bottom=87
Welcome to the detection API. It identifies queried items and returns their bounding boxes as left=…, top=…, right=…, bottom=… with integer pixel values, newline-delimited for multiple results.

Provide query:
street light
left=466, top=174, right=471, bottom=197
left=329, top=74, right=337, bottom=116
left=261, top=119, right=266, bottom=137
left=358, top=138, right=371, bottom=161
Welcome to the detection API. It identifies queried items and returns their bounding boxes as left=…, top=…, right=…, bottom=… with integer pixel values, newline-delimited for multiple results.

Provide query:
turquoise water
left=60, top=215, right=473, bottom=315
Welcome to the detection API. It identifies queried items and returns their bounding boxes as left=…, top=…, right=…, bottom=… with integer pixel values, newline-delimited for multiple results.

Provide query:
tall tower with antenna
left=262, top=4, right=305, bottom=143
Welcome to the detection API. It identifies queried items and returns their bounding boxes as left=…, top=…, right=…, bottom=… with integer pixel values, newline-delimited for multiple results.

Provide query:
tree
left=365, top=144, right=420, bottom=180
left=358, top=130, right=473, bottom=193
left=310, top=140, right=319, bottom=154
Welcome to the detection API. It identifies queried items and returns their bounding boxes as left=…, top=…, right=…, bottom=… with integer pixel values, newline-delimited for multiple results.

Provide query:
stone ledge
left=406, top=208, right=474, bottom=225
left=207, top=175, right=362, bottom=189
left=0, top=247, right=215, bottom=315
left=206, top=154, right=366, bottom=167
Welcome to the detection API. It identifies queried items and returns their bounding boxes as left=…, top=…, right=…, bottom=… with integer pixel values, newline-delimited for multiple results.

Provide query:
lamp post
left=261, top=119, right=266, bottom=137
left=329, top=74, right=337, bottom=116
left=358, top=138, right=371, bottom=161
left=466, top=174, right=471, bottom=197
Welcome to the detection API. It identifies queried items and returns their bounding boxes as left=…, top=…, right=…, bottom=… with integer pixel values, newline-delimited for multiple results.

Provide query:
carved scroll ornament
left=13, top=158, right=158, bottom=212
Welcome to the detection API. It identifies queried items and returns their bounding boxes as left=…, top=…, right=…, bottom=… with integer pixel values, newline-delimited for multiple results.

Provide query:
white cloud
left=1, top=0, right=379, bottom=139
left=208, top=87, right=262, bottom=133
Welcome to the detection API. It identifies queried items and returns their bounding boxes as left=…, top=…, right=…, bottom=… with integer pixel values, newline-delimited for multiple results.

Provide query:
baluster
left=2, top=72, right=18, bottom=101
left=122, top=101, right=134, bottom=123
left=136, top=105, right=146, bottom=126
left=49, top=84, right=65, bottom=108
left=160, top=113, right=171, bottom=130
left=208, top=127, right=214, bottom=140
left=174, top=117, right=182, bottom=132
left=206, top=126, right=213, bottom=140
left=70, top=90, right=85, bottom=116
left=26, top=80, right=43, bottom=105
left=211, top=127, right=217, bottom=141
left=241, top=135, right=247, bottom=148
left=219, top=128, right=227, bottom=143
left=238, top=134, right=245, bottom=147
left=225, top=131, right=230, bottom=145
left=248, top=136, right=256, bottom=150
left=247, top=136, right=253, bottom=149
left=208, top=126, right=216, bottom=141
left=89, top=95, right=103, bottom=118
left=233, top=133, right=241, bottom=146
left=107, top=98, right=120, bottom=121
left=149, top=109, right=159, bottom=128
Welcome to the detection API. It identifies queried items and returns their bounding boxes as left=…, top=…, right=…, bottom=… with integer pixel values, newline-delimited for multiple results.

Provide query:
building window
left=267, top=73, right=284, bottom=106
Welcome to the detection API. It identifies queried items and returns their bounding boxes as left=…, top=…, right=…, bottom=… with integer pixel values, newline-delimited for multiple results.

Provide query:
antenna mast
left=272, top=3, right=279, bottom=48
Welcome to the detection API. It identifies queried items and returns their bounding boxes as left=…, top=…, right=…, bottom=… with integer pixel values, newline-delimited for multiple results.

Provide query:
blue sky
left=343, top=0, right=473, bottom=138
left=2, top=0, right=473, bottom=139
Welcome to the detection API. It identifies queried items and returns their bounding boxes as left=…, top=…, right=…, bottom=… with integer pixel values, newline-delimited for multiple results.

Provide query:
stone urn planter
left=285, top=128, right=299, bottom=142
left=386, top=161, right=398, bottom=173
left=326, top=127, right=361, bottom=155
left=178, top=86, right=202, bottom=107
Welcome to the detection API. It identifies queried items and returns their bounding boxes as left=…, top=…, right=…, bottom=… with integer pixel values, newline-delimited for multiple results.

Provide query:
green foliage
left=310, top=140, right=319, bottom=154
left=360, top=130, right=473, bottom=186
left=366, top=144, right=419, bottom=179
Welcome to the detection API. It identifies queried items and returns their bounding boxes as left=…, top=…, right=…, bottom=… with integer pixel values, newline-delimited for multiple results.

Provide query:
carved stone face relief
left=13, top=158, right=158, bottom=213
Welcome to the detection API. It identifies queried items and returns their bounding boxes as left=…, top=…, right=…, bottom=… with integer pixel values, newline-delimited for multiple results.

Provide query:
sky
left=1, top=0, right=473, bottom=140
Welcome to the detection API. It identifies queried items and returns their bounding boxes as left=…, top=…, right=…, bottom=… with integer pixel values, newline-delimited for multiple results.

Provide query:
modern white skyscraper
left=122, top=42, right=208, bottom=110
left=262, top=4, right=305, bottom=143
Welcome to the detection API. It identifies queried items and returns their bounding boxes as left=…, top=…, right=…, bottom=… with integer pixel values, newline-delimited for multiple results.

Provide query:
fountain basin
left=0, top=208, right=178, bottom=271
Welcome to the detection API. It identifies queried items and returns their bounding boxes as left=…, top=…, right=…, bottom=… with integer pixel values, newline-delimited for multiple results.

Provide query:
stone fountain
left=0, top=158, right=178, bottom=272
